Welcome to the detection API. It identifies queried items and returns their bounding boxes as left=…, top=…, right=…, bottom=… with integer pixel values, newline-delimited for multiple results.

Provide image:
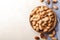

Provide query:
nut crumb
left=40, top=0, right=44, bottom=2
left=34, top=36, right=40, bottom=39
left=53, top=5, right=58, bottom=10
left=53, top=0, right=58, bottom=3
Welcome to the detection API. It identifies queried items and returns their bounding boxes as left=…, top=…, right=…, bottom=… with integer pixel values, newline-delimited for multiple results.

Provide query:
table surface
left=0, top=0, right=60, bottom=40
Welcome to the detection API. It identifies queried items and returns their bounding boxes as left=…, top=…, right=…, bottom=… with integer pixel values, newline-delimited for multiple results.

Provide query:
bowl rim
left=29, top=6, right=57, bottom=33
